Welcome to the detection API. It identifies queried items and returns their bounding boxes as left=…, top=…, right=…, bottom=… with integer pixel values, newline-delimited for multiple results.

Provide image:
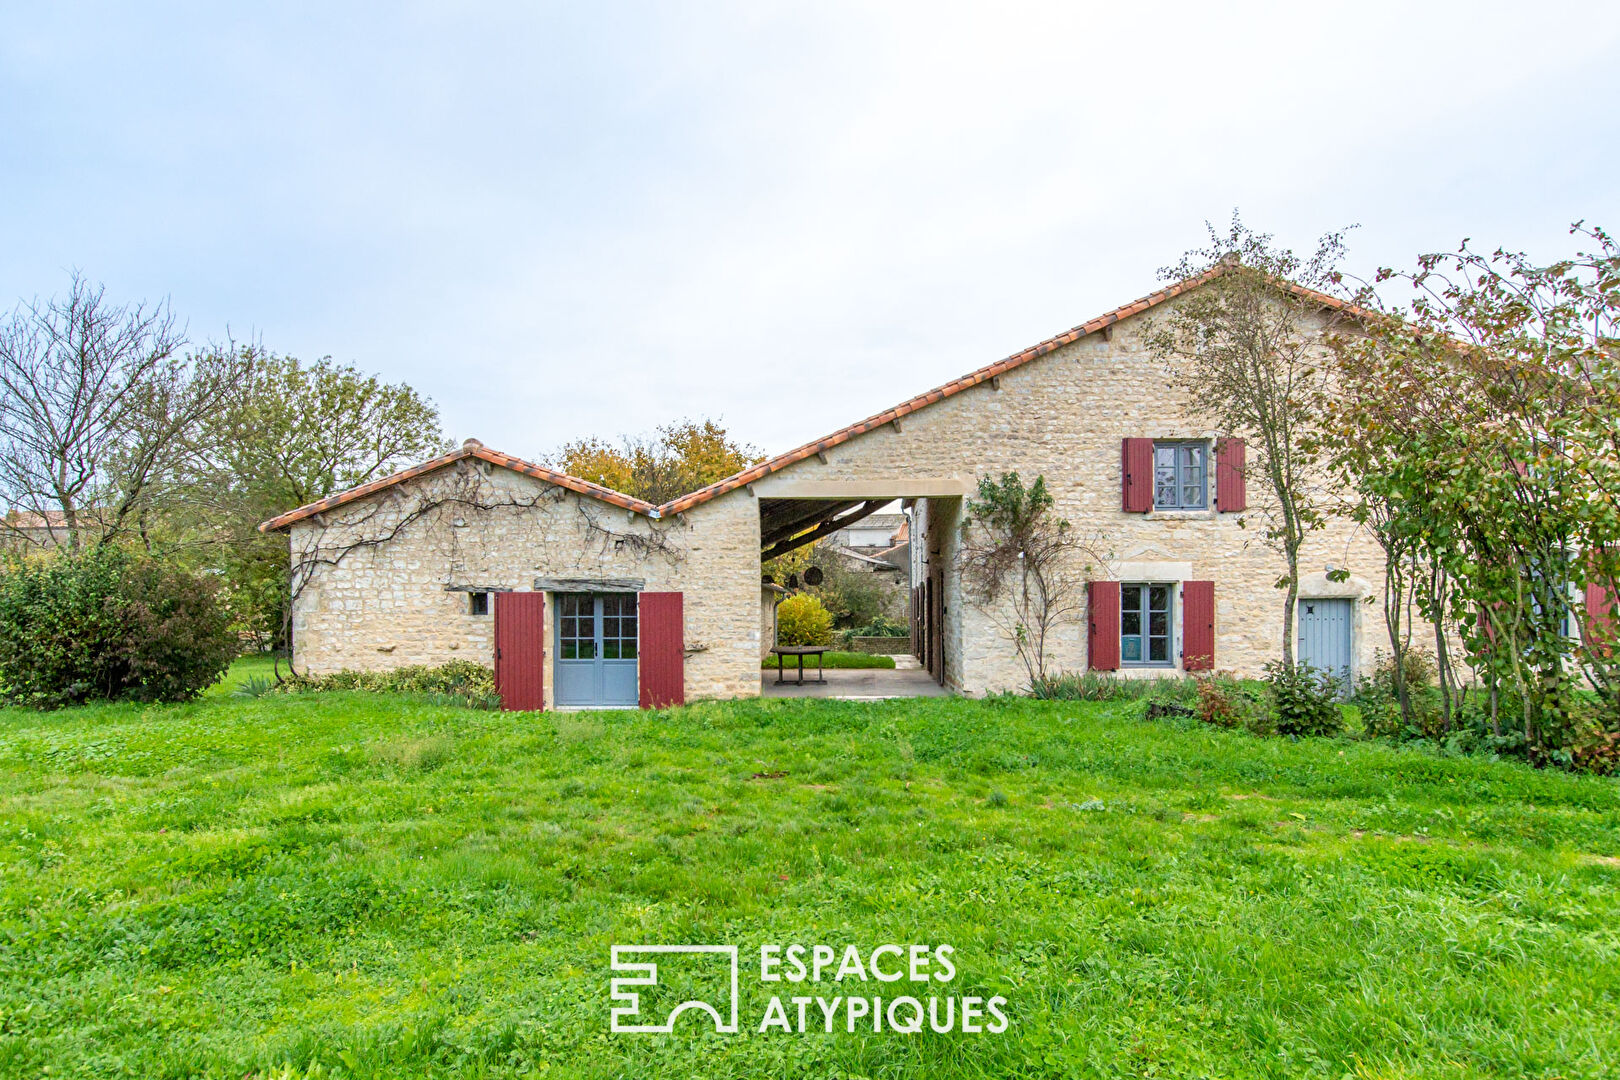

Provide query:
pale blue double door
left=555, top=593, right=639, bottom=706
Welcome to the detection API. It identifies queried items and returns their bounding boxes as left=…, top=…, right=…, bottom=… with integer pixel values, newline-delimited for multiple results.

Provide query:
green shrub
left=775, top=594, right=834, bottom=646
left=1195, top=674, right=1266, bottom=730
left=1352, top=651, right=1452, bottom=744
left=848, top=614, right=909, bottom=638
left=0, top=548, right=236, bottom=708
left=1265, top=661, right=1344, bottom=737
left=279, top=660, right=494, bottom=697
left=1369, top=646, right=1437, bottom=695
left=1033, top=672, right=1122, bottom=700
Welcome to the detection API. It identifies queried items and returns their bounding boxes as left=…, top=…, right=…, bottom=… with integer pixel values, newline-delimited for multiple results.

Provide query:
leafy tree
left=1327, top=222, right=1620, bottom=762
left=199, top=350, right=449, bottom=647
left=550, top=419, right=763, bottom=504
left=1145, top=215, right=1352, bottom=669
left=206, top=349, right=450, bottom=514
left=764, top=540, right=902, bottom=629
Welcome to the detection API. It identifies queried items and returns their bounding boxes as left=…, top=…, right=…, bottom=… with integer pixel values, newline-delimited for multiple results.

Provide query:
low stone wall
left=845, top=635, right=913, bottom=655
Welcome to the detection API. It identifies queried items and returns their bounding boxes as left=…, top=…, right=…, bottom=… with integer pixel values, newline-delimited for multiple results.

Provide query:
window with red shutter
left=1216, top=439, right=1246, bottom=512
left=1121, top=439, right=1154, bottom=512
left=1088, top=580, right=1121, bottom=671
left=1585, top=579, right=1616, bottom=656
left=1182, top=580, right=1215, bottom=671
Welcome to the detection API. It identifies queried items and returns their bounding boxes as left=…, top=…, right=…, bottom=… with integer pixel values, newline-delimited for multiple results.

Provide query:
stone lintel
left=532, top=577, right=645, bottom=593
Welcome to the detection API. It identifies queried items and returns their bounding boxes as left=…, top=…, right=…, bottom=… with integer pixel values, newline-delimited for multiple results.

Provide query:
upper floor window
left=1154, top=441, right=1207, bottom=510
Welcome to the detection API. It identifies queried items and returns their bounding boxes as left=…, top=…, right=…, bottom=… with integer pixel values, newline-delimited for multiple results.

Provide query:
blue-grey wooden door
left=1298, top=598, right=1353, bottom=695
left=554, top=593, right=639, bottom=706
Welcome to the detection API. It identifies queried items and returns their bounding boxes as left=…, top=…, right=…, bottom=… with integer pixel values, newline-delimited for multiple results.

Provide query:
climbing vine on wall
left=281, top=461, right=687, bottom=676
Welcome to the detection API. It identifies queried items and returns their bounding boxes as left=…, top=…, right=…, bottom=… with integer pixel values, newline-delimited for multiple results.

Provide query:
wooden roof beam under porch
left=759, top=497, right=864, bottom=551
left=760, top=500, right=888, bottom=562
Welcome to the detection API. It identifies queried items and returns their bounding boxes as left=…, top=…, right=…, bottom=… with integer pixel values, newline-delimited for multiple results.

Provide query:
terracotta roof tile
left=657, top=263, right=1358, bottom=515
left=258, top=445, right=657, bottom=532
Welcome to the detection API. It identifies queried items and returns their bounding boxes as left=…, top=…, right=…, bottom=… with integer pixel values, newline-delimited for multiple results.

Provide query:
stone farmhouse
left=261, top=264, right=1383, bottom=710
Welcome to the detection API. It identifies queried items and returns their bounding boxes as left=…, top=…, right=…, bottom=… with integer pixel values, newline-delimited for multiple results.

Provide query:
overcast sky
left=3, top=2, right=1617, bottom=462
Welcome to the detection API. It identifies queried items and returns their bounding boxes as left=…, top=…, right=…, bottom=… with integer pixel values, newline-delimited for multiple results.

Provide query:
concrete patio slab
left=761, top=659, right=949, bottom=699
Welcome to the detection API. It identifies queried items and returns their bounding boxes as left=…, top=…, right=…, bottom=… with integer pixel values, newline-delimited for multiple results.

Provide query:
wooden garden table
left=770, top=645, right=828, bottom=685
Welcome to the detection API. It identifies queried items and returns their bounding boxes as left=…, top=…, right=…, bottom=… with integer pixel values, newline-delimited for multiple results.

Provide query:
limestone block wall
left=286, top=460, right=761, bottom=704
left=760, top=300, right=1392, bottom=693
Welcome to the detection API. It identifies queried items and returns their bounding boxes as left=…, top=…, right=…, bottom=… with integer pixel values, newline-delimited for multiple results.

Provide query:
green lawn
left=1, top=665, right=1617, bottom=1078
left=202, top=652, right=282, bottom=697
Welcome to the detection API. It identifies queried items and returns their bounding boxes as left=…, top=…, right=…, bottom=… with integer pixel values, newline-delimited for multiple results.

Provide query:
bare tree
left=0, top=274, right=240, bottom=549
left=1145, top=216, right=1352, bottom=669
left=957, top=473, right=1109, bottom=687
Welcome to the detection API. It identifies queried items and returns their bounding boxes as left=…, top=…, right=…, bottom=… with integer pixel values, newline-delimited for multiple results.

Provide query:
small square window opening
left=469, top=591, right=490, bottom=616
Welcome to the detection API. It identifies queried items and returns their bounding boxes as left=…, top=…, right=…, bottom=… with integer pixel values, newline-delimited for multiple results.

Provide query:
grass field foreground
left=0, top=666, right=1617, bottom=1078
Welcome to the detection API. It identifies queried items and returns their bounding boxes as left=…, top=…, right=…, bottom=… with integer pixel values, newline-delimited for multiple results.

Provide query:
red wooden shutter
left=1215, top=439, right=1246, bottom=512
left=493, top=592, right=545, bottom=711
left=1088, top=580, right=1120, bottom=671
left=1585, top=580, right=1616, bottom=656
left=638, top=591, right=685, bottom=708
left=1182, top=580, right=1215, bottom=671
left=1121, top=439, right=1154, bottom=512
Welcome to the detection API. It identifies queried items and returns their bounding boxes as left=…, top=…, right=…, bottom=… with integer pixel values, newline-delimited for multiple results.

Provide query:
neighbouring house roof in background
left=658, top=264, right=1360, bottom=516
left=260, top=265, right=1362, bottom=535
left=3, top=508, right=114, bottom=531
left=258, top=442, right=658, bottom=532
left=830, top=545, right=903, bottom=571
left=840, top=513, right=905, bottom=532
left=4, top=509, right=70, bottom=529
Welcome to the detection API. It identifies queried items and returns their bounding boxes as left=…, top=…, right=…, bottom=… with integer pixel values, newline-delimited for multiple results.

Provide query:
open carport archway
left=757, top=484, right=963, bottom=689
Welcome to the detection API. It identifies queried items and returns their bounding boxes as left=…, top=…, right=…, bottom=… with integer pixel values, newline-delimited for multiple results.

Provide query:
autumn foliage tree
left=549, top=418, right=763, bottom=504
